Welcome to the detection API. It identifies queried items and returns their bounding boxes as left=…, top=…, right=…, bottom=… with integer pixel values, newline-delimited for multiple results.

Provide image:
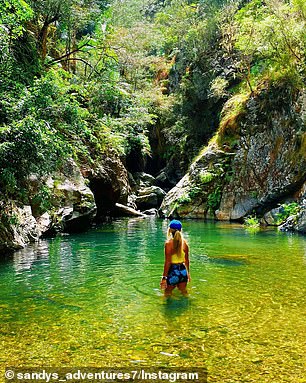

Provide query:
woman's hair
left=167, top=228, right=183, bottom=255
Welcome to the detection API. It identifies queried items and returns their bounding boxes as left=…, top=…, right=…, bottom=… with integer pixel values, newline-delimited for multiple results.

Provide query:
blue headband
left=169, top=219, right=182, bottom=230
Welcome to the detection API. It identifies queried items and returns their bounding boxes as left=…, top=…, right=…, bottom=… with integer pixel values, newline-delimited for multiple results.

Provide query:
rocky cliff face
left=0, top=152, right=132, bottom=254
left=1, top=82, right=305, bottom=254
left=0, top=147, right=170, bottom=254
left=0, top=203, right=40, bottom=253
left=161, top=83, right=306, bottom=232
left=0, top=159, right=97, bottom=254
left=83, top=152, right=130, bottom=218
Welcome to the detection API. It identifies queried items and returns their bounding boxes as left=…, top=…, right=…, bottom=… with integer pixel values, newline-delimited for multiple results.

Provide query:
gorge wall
left=1, top=81, right=305, bottom=255
left=160, top=82, right=306, bottom=232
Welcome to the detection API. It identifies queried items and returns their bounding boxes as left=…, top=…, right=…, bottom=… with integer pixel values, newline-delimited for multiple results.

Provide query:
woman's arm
left=160, top=241, right=172, bottom=288
left=163, top=241, right=172, bottom=275
left=184, top=241, right=191, bottom=282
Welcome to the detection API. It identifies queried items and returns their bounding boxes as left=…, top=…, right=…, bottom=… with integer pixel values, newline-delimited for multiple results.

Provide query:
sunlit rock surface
left=161, top=85, right=306, bottom=229
left=0, top=205, right=39, bottom=253
left=41, top=159, right=97, bottom=233
left=0, top=159, right=97, bottom=253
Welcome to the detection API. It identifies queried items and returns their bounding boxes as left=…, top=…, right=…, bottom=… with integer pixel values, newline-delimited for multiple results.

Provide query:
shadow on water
left=194, top=254, right=247, bottom=267
left=0, top=252, right=14, bottom=265
left=162, top=295, right=190, bottom=318
left=26, top=295, right=82, bottom=312
left=208, top=257, right=246, bottom=266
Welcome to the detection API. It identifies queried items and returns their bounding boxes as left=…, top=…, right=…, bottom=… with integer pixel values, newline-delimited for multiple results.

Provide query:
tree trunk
left=38, top=21, right=49, bottom=61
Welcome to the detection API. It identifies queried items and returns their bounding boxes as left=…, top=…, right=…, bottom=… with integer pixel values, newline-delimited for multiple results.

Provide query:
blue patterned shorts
left=167, top=263, right=188, bottom=286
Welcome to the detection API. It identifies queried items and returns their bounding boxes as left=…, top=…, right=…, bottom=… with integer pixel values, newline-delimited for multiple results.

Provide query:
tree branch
left=46, top=41, right=92, bottom=65
left=279, top=28, right=302, bottom=62
left=47, top=57, right=101, bottom=76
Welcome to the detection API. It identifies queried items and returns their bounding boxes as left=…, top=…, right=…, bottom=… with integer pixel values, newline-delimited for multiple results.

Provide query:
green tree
left=235, top=0, right=306, bottom=89
left=0, top=0, right=34, bottom=87
left=0, top=0, right=33, bottom=38
left=25, top=0, right=108, bottom=71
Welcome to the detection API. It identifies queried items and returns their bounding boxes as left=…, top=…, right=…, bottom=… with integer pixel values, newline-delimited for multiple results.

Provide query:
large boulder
left=295, top=209, right=306, bottom=233
left=294, top=184, right=306, bottom=233
left=136, top=186, right=166, bottom=210
left=262, top=206, right=284, bottom=226
left=216, top=86, right=305, bottom=221
left=50, top=182, right=96, bottom=233
left=30, top=159, right=97, bottom=234
left=160, top=145, right=232, bottom=218
left=130, top=172, right=167, bottom=210
left=279, top=184, right=306, bottom=233
left=133, top=172, right=156, bottom=187
left=84, top=152, right=130, bottom=217
left=155, top=160, right=186, bottom=192
left=0, top=159, right=97, bottom=254
left=0, top=204, right=39, bottom=254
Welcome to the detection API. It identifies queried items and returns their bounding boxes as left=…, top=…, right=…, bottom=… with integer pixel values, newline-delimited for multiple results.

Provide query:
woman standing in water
left=160, top=220, right=190, bottom=296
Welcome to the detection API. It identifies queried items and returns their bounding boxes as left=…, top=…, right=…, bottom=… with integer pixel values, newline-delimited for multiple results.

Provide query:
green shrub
left=8, top=213, right=19, bottom=226
left=0, top=115, right=67, bottom=184
left=177, top=194, right=192, bottom=205
left=188, top=186, right=202, bottom=200
left=244, top=215, right=260, bottom=228
left=0, top=204, right=20, bottom=227
left=207, top=186, right=222, bottom=212
left=199, top=171, right=215, bottom=184
left=276, top=202, right=300, bottom=225
left=31, top=185, right=53, bottom=215
left=235, top=0, right=306, bottom=89
left=0, top=169, right=17, bottom=195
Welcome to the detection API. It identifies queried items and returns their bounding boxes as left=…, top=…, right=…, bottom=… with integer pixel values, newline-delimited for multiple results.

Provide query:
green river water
left=0, top=218, right=306, bottom=382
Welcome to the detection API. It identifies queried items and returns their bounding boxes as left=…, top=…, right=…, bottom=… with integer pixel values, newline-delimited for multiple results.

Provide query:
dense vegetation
left=0, top=0, right=305, bottom=202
